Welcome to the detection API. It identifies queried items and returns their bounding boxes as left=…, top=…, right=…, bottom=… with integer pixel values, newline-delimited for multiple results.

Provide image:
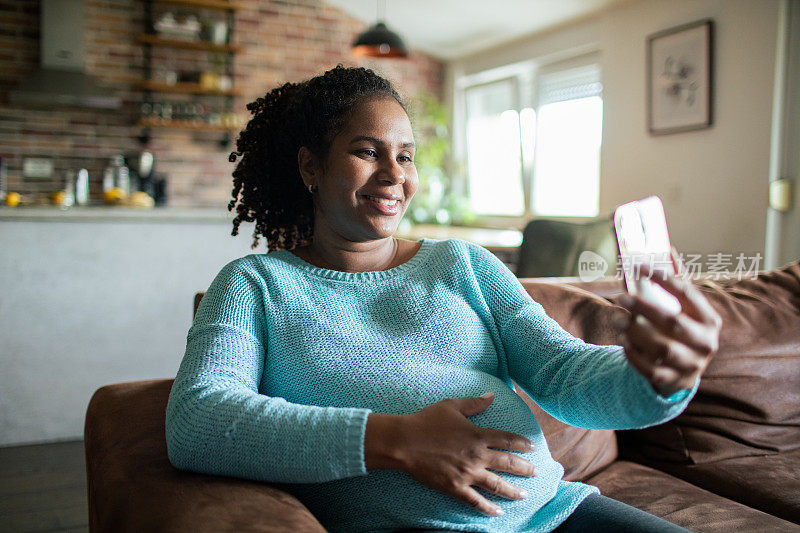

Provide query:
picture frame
left=647, top=19, right=714, bottom=135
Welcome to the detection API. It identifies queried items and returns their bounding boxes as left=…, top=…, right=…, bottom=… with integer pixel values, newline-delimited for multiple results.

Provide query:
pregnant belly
left=285, top=385, right=566, bottom=533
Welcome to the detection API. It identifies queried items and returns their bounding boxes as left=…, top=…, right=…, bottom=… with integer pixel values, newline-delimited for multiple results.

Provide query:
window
left=465, top=79, right=523, bottom=216
left=460, top=59, right=603, bottom=219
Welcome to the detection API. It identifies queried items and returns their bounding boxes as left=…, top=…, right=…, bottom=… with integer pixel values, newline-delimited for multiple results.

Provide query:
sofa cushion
left=621, top=447, right=800, bottom=525
left=587, top=460, right=800, bottom=532
left=616, top=259, right=800, bottom=465
left=84, top=379, right=326, bottom=533
left=517, top=281, right=624, bottom=482
left=522, top=281, right=623, bottom=347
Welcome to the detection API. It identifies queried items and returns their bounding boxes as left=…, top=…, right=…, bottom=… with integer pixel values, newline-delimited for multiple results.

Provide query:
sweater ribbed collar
left=270, top=238, right=434, bottom=282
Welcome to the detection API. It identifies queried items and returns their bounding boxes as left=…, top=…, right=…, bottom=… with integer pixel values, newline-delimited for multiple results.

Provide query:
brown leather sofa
left=84, top=260, right=800, bottom=532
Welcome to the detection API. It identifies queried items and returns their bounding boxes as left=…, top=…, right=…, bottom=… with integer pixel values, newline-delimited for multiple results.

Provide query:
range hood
left=9, top=0, right=121, bottom=109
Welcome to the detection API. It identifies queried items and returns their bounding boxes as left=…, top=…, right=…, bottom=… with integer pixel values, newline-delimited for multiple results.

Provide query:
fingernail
left=529, top=442, right=536, bottom=451
left=517, top=489, right=528, bottom=499
left=480, top=391, right=494, bottom=399
left=532, top=466, right=539, bottom=476
left=493, top=507, right=505, bottom=516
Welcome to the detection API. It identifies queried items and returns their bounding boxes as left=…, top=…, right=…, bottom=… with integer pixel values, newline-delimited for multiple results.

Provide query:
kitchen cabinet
left=138, top=0, right=243, bottom=145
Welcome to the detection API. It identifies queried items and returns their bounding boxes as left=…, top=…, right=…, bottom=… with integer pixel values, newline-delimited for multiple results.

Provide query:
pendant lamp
left=351, top=0, right=408, bottom=58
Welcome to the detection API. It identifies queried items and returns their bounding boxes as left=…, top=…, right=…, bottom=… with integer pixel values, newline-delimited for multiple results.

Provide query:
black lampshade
left=352, top=22, right=408, bottom=58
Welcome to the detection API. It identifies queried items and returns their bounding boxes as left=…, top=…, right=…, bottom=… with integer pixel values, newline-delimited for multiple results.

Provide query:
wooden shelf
left=153, top=0, right=242, bottom=11
left=138, top=117, right=240, bottom=131
left=137, top=34, right=241, bottom=53
left=138, top=0, right=240, bottom=144
left=139, top=80, right=241, bottom=96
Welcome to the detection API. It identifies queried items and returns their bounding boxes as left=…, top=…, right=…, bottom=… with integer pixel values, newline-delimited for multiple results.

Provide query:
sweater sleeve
left=467, top=244, right=698, bottom=430
left=165, top=258, right=372, bottom=483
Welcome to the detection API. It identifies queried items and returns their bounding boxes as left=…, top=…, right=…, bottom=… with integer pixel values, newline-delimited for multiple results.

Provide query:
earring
left=308, top=184, right=318, bottom=195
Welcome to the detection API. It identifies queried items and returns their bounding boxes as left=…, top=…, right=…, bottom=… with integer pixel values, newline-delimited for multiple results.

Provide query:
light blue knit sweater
left=166, top=238, right=696, bottom=533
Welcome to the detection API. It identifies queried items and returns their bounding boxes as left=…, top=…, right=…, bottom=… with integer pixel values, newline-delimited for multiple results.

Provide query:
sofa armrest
left=84, top=379, right=325, bottom=532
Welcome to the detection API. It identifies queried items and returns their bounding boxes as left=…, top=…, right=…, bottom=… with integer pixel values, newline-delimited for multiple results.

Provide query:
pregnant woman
left=165, top=66, right=721, bottom=533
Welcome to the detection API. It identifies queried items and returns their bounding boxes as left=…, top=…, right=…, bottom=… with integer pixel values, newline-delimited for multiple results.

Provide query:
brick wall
left=0, top=0, right=443, bottom=207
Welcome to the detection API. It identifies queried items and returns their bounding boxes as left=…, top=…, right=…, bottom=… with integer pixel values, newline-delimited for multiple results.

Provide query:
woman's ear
left=297, top=146, right=321, bottom=189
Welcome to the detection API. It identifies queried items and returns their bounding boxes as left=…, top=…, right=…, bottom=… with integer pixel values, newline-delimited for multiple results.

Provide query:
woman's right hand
left=364, top=392, right=537, bottom=517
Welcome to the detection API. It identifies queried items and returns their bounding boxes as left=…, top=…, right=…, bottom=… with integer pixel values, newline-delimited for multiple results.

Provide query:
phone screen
left=613, top=196, right=681, bottom=315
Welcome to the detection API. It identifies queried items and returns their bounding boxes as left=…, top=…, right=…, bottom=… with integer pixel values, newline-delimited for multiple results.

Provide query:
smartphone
left=613, top=196, right=681, bottom=316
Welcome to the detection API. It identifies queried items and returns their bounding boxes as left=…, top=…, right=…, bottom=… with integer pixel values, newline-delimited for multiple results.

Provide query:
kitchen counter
left=0, top=206, right=235, bottom=224
left=398, top=224, right=522, bottom=253
left=0, top=207, right=523, bottom=251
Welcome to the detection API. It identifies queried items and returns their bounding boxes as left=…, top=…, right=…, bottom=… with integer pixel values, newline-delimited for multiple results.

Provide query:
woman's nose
left=378, top=157, right=405, bottom=185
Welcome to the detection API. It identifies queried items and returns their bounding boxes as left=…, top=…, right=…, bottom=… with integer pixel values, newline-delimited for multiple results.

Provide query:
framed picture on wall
left=647, top=19, right=714, bottom=135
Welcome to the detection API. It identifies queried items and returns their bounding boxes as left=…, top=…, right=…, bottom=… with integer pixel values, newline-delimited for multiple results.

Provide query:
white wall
left=448, top=0, right=781, bottom=260
left=0, top=213, right=257, bottom=446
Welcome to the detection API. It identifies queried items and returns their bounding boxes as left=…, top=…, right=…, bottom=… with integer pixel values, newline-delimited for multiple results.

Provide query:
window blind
left=537, top=64, right=602, bottom=106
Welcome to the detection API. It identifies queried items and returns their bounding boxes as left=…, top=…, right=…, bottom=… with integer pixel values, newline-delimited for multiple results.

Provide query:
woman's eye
left=357, top=149, right=378, bottom=158
left=398, top=154, right=414, bottom=164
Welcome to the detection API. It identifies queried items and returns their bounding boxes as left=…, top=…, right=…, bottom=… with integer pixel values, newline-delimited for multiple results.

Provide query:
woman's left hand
left=615, top=248, right=723, bottom=396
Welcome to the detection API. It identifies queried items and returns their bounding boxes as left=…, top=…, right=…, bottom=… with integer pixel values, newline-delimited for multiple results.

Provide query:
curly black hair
left=227, top=65, right=406, bottom=251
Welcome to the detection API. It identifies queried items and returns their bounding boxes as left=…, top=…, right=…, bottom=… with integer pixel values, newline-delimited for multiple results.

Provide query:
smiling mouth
left=363, top=195, right=399, bottom=207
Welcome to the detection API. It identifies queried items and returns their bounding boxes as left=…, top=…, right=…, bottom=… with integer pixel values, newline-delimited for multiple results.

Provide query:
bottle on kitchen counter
left=62, top=169, right=76, bottom=208
left=75, top=168, right=89, bottom=206
left=0, top=156, right=7, bottom=202
left=103, top=155, right=130, bottom=196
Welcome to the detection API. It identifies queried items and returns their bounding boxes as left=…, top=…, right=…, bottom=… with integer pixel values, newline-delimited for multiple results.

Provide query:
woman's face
left=306, top=95, right=418, bottom=243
